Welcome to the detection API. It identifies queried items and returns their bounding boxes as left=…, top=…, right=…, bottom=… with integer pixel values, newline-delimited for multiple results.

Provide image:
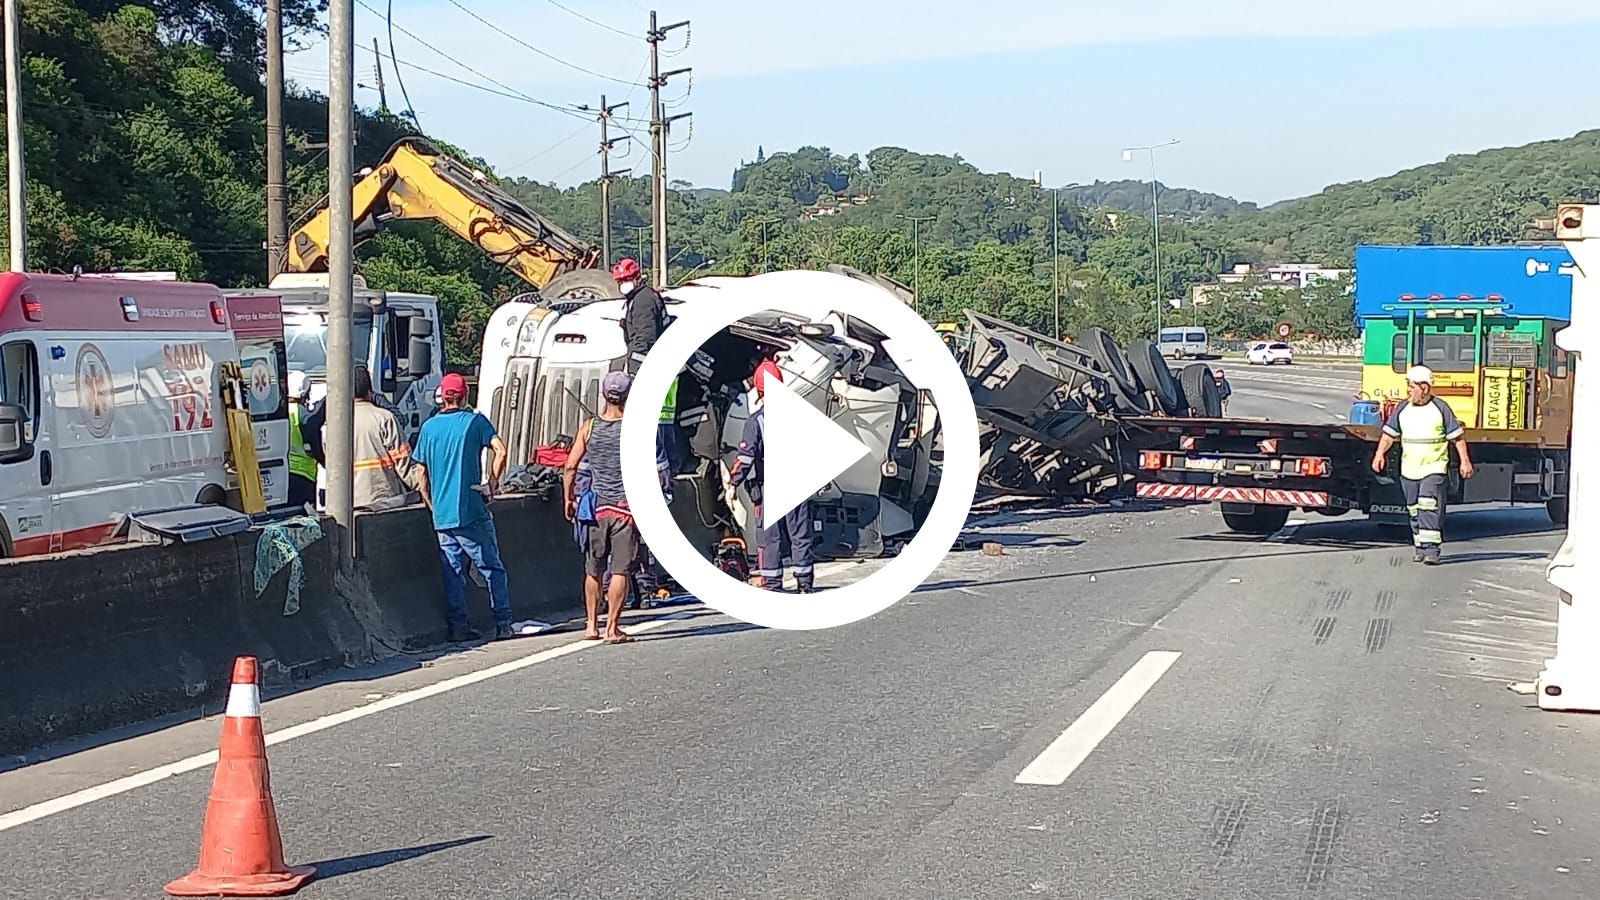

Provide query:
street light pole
left=898, top=214, right=934, bottom=315
left=1052, top=188, right=1060, bottom=339
left=1123, top=139, right=1180, bottom=337
left=5, top=0, right=26, bottom=271
left=326, top=0, right=356, bottom=564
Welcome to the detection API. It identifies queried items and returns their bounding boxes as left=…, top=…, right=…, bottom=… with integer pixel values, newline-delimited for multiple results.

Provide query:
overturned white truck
left=475, top=270, right=941, bottom=560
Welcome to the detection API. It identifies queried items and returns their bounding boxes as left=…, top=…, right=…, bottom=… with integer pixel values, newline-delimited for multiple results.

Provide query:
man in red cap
left=413, top=372, right=513, bottom=642
left=612, top=257, right=666, bottom=376
left=729, top=354, right=816, bottom=593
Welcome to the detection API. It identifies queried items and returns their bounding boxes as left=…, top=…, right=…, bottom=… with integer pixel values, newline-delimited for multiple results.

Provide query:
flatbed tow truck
left=1129, top=290, right=1572, bottom=536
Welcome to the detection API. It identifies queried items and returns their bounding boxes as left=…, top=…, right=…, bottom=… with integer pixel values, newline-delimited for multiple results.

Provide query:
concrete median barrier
left=0, top=490, right=629, bottom=757
left=0, top=529, right=351, bottom=756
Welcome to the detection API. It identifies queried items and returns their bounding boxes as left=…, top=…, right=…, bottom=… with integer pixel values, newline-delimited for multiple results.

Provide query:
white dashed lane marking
left=1015, top=651, right=1183, bottom=786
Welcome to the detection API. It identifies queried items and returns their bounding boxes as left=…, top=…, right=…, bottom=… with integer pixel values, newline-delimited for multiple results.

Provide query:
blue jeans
left=437, top=518, right=511, bottom=628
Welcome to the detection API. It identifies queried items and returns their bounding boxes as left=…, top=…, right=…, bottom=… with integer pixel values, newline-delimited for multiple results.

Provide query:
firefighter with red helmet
left=728, top=357, right=816, bottom=593
left=611, top=257, right=666, bottom=376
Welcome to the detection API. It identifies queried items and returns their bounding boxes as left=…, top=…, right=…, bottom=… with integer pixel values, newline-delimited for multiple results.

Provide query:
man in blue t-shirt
left=414, top=372, right=513, bottom=641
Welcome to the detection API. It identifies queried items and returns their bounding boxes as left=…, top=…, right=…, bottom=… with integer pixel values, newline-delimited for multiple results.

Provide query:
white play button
left=759, top=375, right=871, bottom=530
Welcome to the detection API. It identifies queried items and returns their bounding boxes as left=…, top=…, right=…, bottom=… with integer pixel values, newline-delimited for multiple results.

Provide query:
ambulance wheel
left=1547, top=496, right=1569, bottom=526
left=541, top=269, right=622, bottom=302
left=1221, top=504, right=1290, bottom=536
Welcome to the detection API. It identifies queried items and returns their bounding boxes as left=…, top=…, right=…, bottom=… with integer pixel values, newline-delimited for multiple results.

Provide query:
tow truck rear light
left=209, top=300, right=227, bottom=325
left=1300, top=456, right=1330, bottom=478
left=21, top=293, right=42, bottom=322
left=1139, top=451, right=1166, bottom=470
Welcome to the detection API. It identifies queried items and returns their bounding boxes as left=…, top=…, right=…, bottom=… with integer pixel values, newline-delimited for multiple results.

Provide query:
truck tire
left=1128, top=338, right=1182, bottom=414
left=541, top=269, right=622, bottom=302
left=1178, top=363, right=1223, bottom=417
left=1548, top=495, right=1569, bottom=526
left=1075, top=327, right=1140, bottom=397
left=1221, top=505, right=1291, bottom=535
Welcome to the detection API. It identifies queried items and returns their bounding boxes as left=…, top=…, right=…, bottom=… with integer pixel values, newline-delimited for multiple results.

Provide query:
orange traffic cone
left=166, top=657, right=315, bottom=897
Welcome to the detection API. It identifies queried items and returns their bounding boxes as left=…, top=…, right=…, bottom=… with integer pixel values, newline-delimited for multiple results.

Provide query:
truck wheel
left=1075, top=327, right=1141, bottom=397
left=541, top=269, right=622, bottom=302
left=1547, top=496, right=1569, bottom=526
left=1178, top=363, right=1223, bottom=417
left=1221, top=505, right=1291, bottom=535
left=1128, top=338, right=1183, bottom=414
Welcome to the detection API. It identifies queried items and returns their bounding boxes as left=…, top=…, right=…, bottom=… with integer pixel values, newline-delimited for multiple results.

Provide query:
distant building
left=1217, top=262, right=1346, bottom=288
left=1197, top=262, right=1348, bottom=304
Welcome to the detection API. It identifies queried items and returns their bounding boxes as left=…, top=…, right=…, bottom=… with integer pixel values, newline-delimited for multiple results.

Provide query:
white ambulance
left=0, top=273, right=289, bottom=559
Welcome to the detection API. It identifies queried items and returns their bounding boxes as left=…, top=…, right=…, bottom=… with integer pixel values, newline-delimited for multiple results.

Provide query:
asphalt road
left=1219, top=361, right=1360, bottom=425
left=2, top=369, right=1591, bottom=900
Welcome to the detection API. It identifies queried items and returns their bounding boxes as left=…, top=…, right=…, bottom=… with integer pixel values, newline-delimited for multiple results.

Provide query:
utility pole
left=4, top=0, right=26, bottom=271
left=1123, top=139, right=1180, bottom=337
left=627, top=224, right=648, bottom=264
left=264, top=0, right=288, bottom=280
left=371, top=38, right=388, bottom=114
left=326, top=0, right=356, bottom=564
left=1053, top=189, right=1062, bottom=339
left=760, top=218, right=775, bottom=272
left=593, top=94, right=630, bottom=265
left=897, top=214, right=934, bottom=314
left=647, top=10, right=689, bottom=286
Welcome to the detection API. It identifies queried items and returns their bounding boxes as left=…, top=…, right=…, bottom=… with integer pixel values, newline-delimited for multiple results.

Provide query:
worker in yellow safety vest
left=286, top=372, right=318, bottom=508
left=1370, top=365, right=1475, bottom=564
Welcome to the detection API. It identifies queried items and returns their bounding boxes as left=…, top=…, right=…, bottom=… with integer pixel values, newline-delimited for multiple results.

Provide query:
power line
left=503, top=120, right=591, bottom=173
left=373, top=46, right=588, bottom=119
left=386, top=0, right=422, bottom=128
left=547, top=151, right=599, bottom=184
left=443, top=0, right=645, bottom=87
left=355, top=0, right=592, bottom=121
left=540, top=0, right=637, bottom=40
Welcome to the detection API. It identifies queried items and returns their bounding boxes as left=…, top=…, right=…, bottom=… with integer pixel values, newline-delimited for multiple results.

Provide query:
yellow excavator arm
left=286, top=138, right=607, bottom=293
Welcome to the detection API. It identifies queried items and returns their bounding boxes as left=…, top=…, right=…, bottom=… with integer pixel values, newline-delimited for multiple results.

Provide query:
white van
left=0, top=274, right=288, bottom=559
left=1159, top=326, right=1210, bottom=359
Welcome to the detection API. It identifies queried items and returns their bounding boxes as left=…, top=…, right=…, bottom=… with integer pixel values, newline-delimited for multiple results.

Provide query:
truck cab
left=228, top=274, right=443, bottom=445
left=475, top=271, right=937, bottom=561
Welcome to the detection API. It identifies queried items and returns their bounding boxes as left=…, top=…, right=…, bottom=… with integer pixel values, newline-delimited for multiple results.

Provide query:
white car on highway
left=1246, top=341, right=1294, bottom=365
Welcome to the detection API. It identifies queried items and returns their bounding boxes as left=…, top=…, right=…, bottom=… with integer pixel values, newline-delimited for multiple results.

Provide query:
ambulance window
left=0, top=340, right=40, bottom=422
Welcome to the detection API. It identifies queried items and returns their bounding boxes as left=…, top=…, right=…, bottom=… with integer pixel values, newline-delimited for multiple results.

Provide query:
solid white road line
left=1268, top=519, right=1308, bottom=543
left=0, top=613, right=692, bottom=834
left=1015, top=650, right=1182, bottom=786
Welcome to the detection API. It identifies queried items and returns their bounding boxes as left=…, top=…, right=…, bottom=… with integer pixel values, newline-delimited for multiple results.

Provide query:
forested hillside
left=507, top=131, right=1600, bottom=346
left=5, top=0, right=1597, bottom=360
left=0, top=0, right=520, bottom=364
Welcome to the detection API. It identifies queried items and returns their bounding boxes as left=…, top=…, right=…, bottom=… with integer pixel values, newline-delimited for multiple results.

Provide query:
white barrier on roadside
left=1539, top=205, right=1598, bottom=710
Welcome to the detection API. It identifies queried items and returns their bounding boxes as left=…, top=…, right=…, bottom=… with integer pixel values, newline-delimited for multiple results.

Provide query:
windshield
left=284, top=314, right=372, bottom=377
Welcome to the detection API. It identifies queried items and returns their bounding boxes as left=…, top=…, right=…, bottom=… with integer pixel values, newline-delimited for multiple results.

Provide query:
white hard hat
left=1405, top=365, right=1434, bottom=385
left=287, top=371, right=311, bottom=400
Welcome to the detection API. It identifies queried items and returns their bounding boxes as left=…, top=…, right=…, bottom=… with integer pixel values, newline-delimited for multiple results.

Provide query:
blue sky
left=285, top=1, right=1600, bottom=203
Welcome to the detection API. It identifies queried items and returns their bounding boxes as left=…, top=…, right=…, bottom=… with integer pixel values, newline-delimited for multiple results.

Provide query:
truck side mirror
left=408, top=316, right=434, bottom=339
left=0, top=403, right=35, bottom=464
left=408, top=338, right=434, bottom=378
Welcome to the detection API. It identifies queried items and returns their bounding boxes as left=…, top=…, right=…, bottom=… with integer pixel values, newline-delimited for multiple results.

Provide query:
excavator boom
left=287, top=138, right=605, bottom=292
